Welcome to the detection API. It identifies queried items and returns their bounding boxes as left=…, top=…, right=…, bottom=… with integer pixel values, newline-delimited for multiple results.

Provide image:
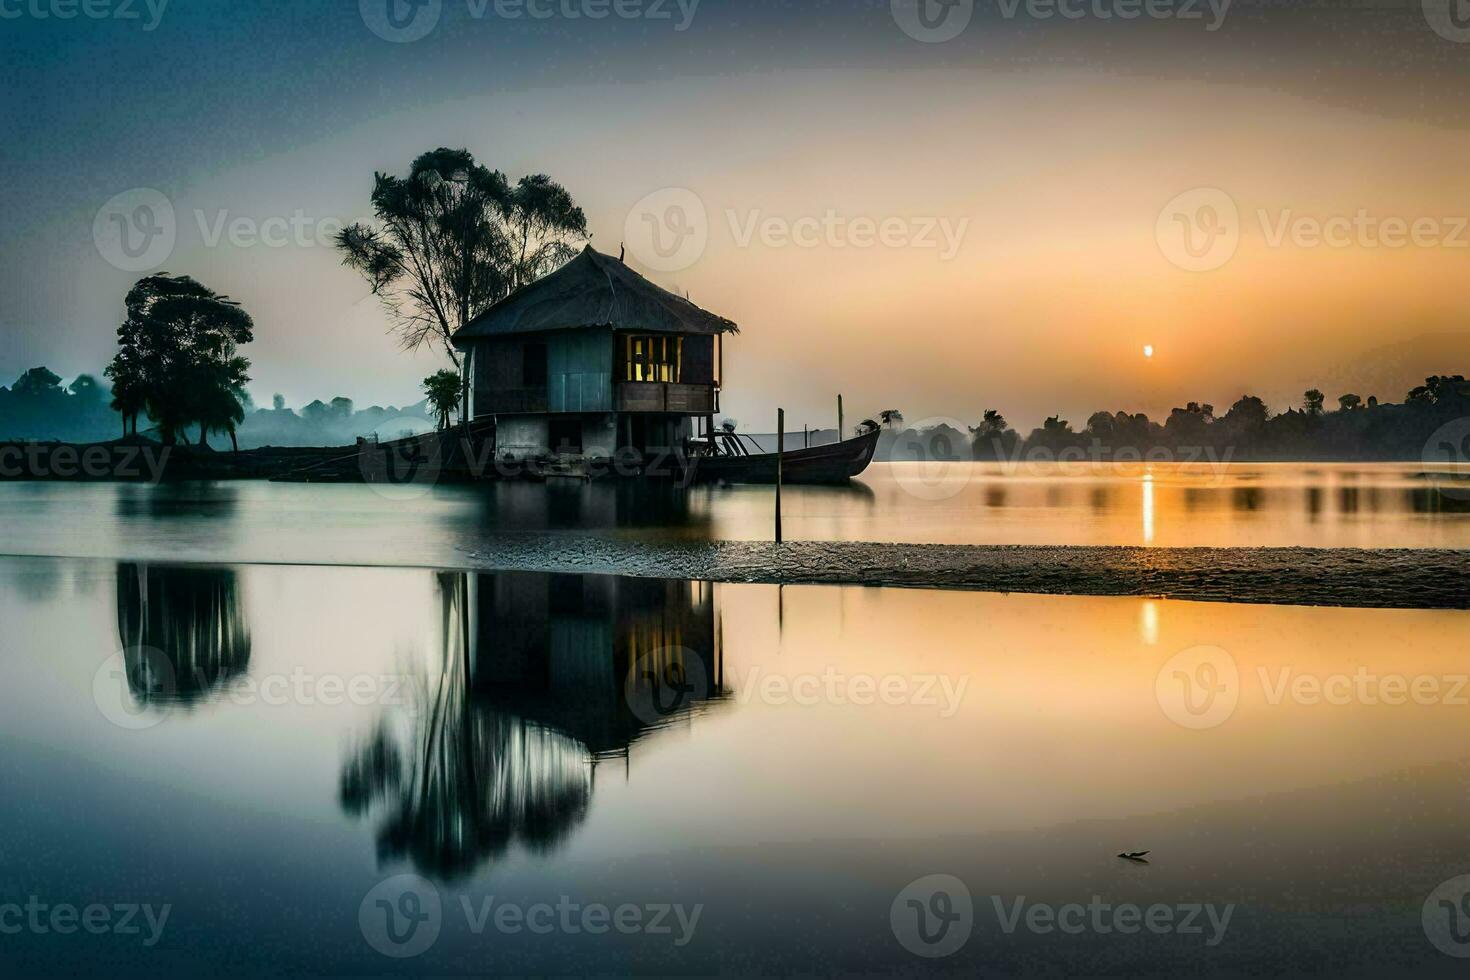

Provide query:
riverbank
left=460, top=537, right=1470, bottom=609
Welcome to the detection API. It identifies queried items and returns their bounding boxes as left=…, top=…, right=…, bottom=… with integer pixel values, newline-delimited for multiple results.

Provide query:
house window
left=625, top=335, right=682, bottom=383
left=523, top=342, right=547, bottom=387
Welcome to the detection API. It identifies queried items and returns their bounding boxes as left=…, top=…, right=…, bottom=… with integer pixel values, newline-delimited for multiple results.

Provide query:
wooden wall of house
left=548, top=328, right=612, bottom=413
left=468, top=329, right=613, bottom=415
left=469, top=336, right=539, bottom=415
left=683, top=335, right=715, bottom=385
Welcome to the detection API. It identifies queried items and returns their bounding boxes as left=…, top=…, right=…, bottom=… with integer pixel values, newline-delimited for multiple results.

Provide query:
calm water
left=0, top=462, right=1467, bottom=567
left=4, top=555, right=1470, bottom=974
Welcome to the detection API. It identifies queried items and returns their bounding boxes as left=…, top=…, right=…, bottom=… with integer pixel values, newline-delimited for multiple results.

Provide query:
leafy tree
left=1407, top=375, right=1468, bottom=406
left=503, top=174, right=589, bottom=291
left=335, top=148, right=587, bottom=367
left=68, top=374, right=103, bottom=408
left=1337, top=393, right=1362, bottom=412
left=1303, top=389, right=1325, bottom=416
left=1086, top=410, right=1116, bottom=440
left=1224, top=395, right=1268, bottom=430
left=107, top=274, right=254, bottom=446
left=13, top=366, right=62, bottom=396
left=106, top=351, right=148, bottom=437
left=423, top=369, right=465, bottom=430
left=879, top=409, right=904, bottom=429
left=272, top=393, right=287, bottom=411
left=1164, top=401, right=1214, bottom=443
left=193, top=356, right=251, bottom=450
left=970, top=408, right=1019, bottom=459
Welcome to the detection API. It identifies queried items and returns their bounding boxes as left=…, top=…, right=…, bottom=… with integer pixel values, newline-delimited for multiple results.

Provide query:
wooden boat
left=694, top=427, right=880, bottom=485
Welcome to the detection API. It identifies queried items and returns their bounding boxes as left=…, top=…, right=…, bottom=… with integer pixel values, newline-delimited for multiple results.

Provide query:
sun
left=1143, top=344, right=1155, bottom=359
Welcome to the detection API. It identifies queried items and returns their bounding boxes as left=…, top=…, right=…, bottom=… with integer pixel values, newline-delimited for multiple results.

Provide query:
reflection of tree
left=340, top=573, right=592, bottom=880
left=115, top=563, right=251, bottom=704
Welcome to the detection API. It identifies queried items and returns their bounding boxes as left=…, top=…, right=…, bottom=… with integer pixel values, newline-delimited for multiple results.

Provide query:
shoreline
left=6, top=540, right=1465, bottom=610
left=457, top=539, right=1470, bottom=610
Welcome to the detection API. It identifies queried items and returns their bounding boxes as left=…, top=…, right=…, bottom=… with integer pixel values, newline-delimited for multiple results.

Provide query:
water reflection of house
left=467, top=478, right=714, bottom=534
left=342, top=569, right=724, bottom=880
left=461, top=571, right=724, bottom=757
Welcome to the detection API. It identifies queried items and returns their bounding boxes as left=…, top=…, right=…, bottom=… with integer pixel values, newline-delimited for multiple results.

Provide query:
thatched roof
left=453, top=246, right=737, bottom=344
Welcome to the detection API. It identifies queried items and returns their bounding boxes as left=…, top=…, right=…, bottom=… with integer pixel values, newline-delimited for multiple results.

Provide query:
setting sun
left=1143, top=344, right=1155, bottom=359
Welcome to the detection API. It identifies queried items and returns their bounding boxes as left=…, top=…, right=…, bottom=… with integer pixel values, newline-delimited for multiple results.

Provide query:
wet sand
left=464, top=537, right=1470, bottom=609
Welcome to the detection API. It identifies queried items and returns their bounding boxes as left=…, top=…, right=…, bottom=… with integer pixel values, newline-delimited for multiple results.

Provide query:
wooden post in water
left=804, top=424, right=809, bottom=449
left=775, top=408, right=784, bottom=544
left=837, top=394, right=844, bottom=443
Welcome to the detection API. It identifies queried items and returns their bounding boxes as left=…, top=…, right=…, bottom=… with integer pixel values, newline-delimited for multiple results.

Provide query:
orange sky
left=11, top=5, right=1470, bottom=431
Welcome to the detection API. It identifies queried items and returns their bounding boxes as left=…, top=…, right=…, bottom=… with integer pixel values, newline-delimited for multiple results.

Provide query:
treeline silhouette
left=878, top=376, right=1470, bottom=462
left=7, top=368, right=1467, bottom=461
left=0, top=366, right=435, bottom=449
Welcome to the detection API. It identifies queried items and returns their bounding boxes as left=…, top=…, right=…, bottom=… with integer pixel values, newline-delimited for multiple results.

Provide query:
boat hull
left=695, top=428, right=880, bottom=485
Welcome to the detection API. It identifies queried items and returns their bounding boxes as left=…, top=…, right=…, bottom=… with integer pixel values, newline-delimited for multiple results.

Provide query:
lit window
left=625, top=335, right=683, bottom=383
